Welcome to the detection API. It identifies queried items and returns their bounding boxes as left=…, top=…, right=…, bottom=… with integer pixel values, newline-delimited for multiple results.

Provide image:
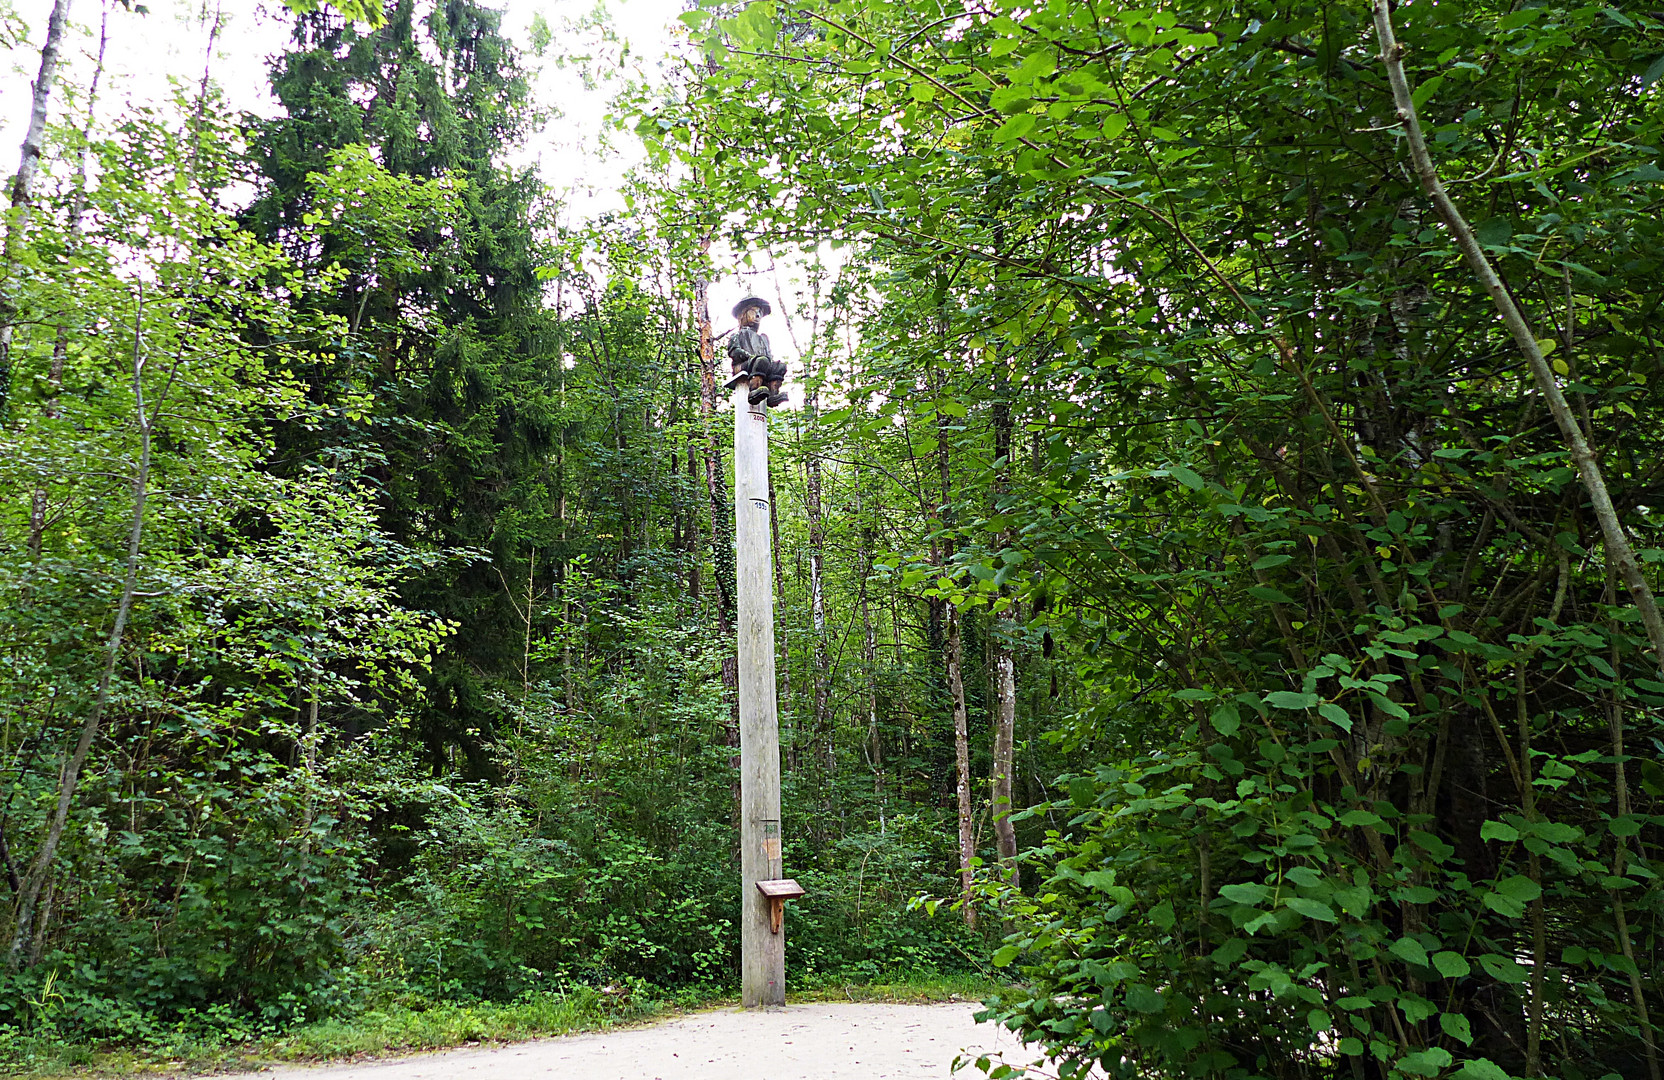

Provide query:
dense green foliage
left=5, top=0, right=1664, bottom=1077
left=637, top=0, right=1664, bottom=1076
left=0, top=0, right=986, bottom=1061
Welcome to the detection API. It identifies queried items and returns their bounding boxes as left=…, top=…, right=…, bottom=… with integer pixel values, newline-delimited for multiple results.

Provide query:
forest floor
left=196, top=1001, right=1043, bottom=1080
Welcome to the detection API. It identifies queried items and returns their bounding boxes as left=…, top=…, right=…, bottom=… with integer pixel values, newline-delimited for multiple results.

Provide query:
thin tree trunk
left=768, top=468, right=790, bottom=722
left=989, top=370, right=1018, bottom=887
left=1607, top=574, right=1661, bottom=1080
left=1515, top=669, right=1545, bottom=1076
left=931, top=356, right=976, bottom=924
left=989, top=624, right=1017, bottom=887
left=24, top=876, right=54, bottom=966
left=684, top=432, right=702, bottom=600
left=558, top=337, right=580, bottom=718
left=297, top=680, right=320, bottom=858
left=9, top=290, right=148, bottom=969
left=696, top=257, right=736, bottom=629
left=0, top=823, right=17, bottom=895
left=0, top=0, right=75, bottom=415
left=947, top=603, right=975, bottom=928
left=1373, top=0, right=1664, bottom=671
left=29, top=3, right=107, bottom=556
left=693, top=257, right=739, bottom=813
left=807, top=460, right=830, bottom=730
left=805, top=379, right=831, bottom=800
left=189, top=1, right=224, bottom=185
left=856, top=513, right=881, bottom=821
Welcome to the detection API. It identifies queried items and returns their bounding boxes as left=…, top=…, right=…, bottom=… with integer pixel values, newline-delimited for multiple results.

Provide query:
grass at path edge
left=1, top=974, right=1004, bottom=1077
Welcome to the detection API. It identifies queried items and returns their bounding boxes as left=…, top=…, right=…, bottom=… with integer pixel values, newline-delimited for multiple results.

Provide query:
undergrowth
left=0, top=974, right=1002, bottom=1078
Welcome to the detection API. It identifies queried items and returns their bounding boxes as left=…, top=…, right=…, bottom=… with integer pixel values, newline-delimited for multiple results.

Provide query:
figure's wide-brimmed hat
left=733, top=297, right=772, bottom=318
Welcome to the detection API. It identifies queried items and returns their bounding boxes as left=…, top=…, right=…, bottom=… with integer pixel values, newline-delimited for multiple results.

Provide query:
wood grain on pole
left=735, top=389, right=785, bottom=1007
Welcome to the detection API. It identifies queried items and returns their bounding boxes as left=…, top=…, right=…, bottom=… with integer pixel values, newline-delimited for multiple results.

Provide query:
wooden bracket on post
left=756, top=878, right=805, bottom=934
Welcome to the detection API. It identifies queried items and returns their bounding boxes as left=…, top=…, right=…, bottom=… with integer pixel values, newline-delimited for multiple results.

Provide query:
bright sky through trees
left=1, top=0, right=808, bottom=370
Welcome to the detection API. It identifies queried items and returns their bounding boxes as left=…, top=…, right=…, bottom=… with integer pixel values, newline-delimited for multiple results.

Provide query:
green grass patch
left=0, top=986, right=665, bottom=1078
left=790, top=970, right=1004, bottom=1004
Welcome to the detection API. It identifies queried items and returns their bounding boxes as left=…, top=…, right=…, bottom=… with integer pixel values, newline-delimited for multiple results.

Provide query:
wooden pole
left=735, top=388, right=785, bottom=1007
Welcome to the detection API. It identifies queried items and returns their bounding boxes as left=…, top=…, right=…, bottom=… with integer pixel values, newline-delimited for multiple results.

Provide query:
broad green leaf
left=1494, top=875, right=1542, bottom=903
left=1124, top=983, right=1165, bottom=1013
left=1219, top=882, right=1271, bottom=905
left=1388, top=937, right=1429, bottom=968
left=1284, top=897, right=1336, bottom=922
left=1440, top=1012, right=1474, bottom=1045
left=1397, top=1048, right=1453, bottom=1077
left=1432, top=951, right=1471, bottom=978
left=1480, top=820, right=1519, bottom=842
left=1318, top=702, right=1352, bottom=732
left=1479, top=954, right=1529, bottom=984
left=1645, top=53, right=1664, bottom=88
left=1169, top=465, right=1204, bottom=490
left=992, top=113, right=1038, bottom=142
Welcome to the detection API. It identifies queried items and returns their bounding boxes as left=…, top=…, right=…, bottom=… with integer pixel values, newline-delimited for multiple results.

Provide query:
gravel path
left=221, top=1002, right=1045, bottom=1080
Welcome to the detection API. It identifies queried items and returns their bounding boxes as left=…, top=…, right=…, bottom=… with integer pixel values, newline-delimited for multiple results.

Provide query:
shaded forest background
left=1, top=0, right=1662, bottom=1078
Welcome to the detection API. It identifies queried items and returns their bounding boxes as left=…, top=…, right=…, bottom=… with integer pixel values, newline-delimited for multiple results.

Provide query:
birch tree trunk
left=947, top=603, right=976, bottom=927
left=0, top=0, right=75, bottom=415
left=989, top=373, right=1018, bottom=886
left=934, top=375, right=976, bottom=922
left=9, top=291, right=147, bottom=969
left=29, top=4, right=106, bottom=556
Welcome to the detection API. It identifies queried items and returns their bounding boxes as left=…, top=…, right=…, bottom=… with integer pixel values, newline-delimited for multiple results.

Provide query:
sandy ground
left=217, top=1002, right=1052, bottom=1080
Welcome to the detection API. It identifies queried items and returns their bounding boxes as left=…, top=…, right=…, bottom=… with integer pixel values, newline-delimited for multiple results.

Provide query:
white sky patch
left=1, top=0, right=686, bottom=205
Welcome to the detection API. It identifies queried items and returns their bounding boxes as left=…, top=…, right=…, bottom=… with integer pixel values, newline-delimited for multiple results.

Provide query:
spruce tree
left=246, top=0, right=561, bottom=771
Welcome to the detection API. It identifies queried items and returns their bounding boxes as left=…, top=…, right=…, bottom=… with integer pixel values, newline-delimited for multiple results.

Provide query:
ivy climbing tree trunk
left=693, top=256, right=740, bottom=819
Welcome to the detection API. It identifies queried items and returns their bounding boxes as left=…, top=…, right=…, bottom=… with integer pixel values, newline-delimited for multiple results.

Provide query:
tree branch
left=1372, top=0, right=1664, bottom=672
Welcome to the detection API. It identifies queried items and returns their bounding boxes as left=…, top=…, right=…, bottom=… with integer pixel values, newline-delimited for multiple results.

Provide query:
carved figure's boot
left=766, top=380, right=788, bottom=407
left=748, top=374, right=770, bottom=405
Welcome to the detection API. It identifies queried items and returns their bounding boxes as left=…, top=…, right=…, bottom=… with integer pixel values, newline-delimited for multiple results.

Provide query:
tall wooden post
left=735, top=388, right=785, bottom=1007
